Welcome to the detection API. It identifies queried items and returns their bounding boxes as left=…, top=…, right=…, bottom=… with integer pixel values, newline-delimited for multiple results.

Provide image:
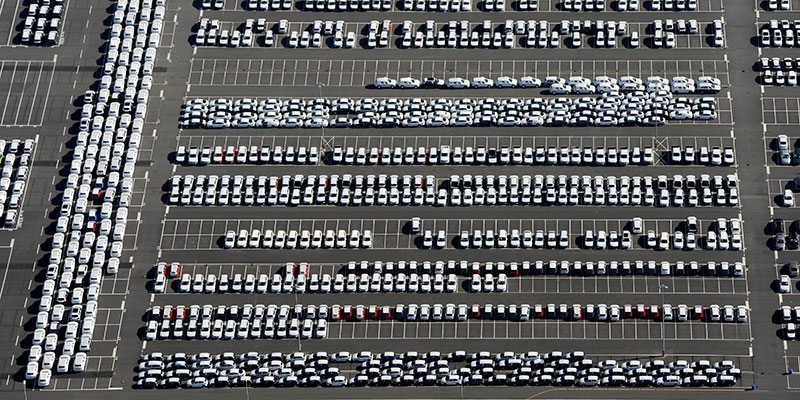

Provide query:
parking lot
left=8, top=0, right=800, bottom=396
left=142, top=2, right=754, bottom=389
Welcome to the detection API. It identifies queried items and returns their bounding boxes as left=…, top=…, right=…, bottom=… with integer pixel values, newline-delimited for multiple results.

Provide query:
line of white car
left=180, top=92, right=718, bottom=129
left=169, top=172, right=739, bottom=208
left=29, top=0, right=166, bottom=388
left=135, top=350, right=740, bottom=389
left=171, top=271, right=467, bottom=294
left=375, top=75, right=721, bottom=95
left=223, top=228, right=373, bottom=249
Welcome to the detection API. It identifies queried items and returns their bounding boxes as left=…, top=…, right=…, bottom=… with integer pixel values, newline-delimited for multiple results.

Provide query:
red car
left=623, top=304, right=633, bottom=318
left=636, top=304, right=647, bottom=318
left=534, top=304, right=544, bottom=318
left=470, top=304, right=481, bottom=319
left=693, top=305, right=704, bottom=320
left=298, top=263, right=309, bottom=276
left=470, top=263, right=481, bottom=275
left=169, top=262, right=181, bottom=278
left=649, top=305, right=660, bottom=320
left=368, top=305, right=378, bottom=319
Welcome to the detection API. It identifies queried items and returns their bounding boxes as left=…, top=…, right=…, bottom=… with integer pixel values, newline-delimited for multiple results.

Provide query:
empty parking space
left=323, top=318, right=749, bottom=341
left=0, top=59, right=56, bottom=127
left=762, top=97, right=800, bottom=125
left=0, top=0, right=26, bottom=46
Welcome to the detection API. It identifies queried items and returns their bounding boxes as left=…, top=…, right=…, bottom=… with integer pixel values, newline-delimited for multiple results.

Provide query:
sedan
left=398, top=77, right=420, bottom=88
left=779, top=275, right=792, bottom=293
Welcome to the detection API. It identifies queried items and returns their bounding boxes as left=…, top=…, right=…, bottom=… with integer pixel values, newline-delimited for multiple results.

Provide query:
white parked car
left=495, top=76, right=518, bottom=87
left=397, top=77, right=420, bottom=88
left=446, top=77, right=470, bottom=88
left=374, top=77, right=397, bottom=88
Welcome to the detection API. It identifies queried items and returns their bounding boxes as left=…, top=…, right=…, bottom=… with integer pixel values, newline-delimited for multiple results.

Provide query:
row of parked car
left=766, top=0, right=792, bottom=10
left=329, top=144, right=731, bottom=166
left=168, top=172, right=740, bottom=208
left=134, top=350, right=740, bottom=388
left=780, top=305, right=800, bottom=339
left=241, top=0, right=541, bottom=11
left=336, top=257, right=745, bottom=276
left=223, top=228, right=373, bottom=249
left=21, top=0, right=64, bottom=45
left=195, top=17, right=359, bottom=48
left=143, top=310, right=328, bottom=341
left=157, top=258, right=746, bottom=291
left=770, top=217, right=800, bottom=250
left=375, top=75, right=721, bottom=95
left=182, top=91, right=702, bottom=115
left=145, top=302, right=747, bottom=328
left=27, top=0, right=166, bottom=388
left=225, top=0, right=697, bottom=11
left=286, top=18, right=711, bottom=50
left=164, top=271, right=471, bottom=294
left=608, top=0, right=701, bottom=11
left=760, top=18, right=800, bottom=47
left=452, top=226, right=738, bottom=251
left=775, top=134, right=800, bottom=164
left=0, top=140, right=35, bottom=227
left=180, top=92, right=718, bottom=129
left=164, top=261, right=745, bottom=295
left=195, top=16, right=708, bottom=50
left=780, top=306, right=800, bottom=338
left=171, top=143, right=733, bottom=167
left=761, top=69, right=800, bottom=86
left=175, top=144, right=319, bottom=165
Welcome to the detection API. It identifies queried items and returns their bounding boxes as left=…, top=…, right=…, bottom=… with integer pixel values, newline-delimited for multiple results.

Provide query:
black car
left=422, top=77, right=444, bottom=87
left=789, top=232, right=799, bottom=249
left=774, top=218, right=786, bottom=234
